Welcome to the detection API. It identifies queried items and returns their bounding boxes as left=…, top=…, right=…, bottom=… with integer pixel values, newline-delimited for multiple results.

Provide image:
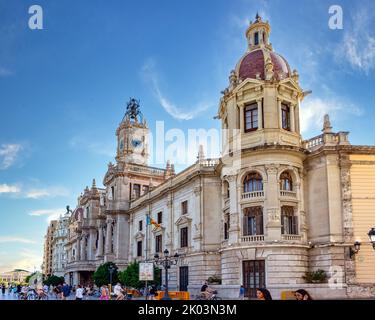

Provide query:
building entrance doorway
left=242, top=260, right=265, bottom=298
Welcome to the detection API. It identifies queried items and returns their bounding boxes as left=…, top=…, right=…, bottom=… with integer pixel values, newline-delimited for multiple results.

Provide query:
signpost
left=140, top=262, right=154, bottom=300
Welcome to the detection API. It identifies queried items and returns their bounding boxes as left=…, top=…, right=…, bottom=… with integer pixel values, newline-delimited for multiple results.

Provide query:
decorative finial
left=322, top=114, right=332, bottom=133
left=255, top=12, right=261, bottom=22
left=92, top=179, right=97, bottom=189
left=124, top=98, right=143, bottom=123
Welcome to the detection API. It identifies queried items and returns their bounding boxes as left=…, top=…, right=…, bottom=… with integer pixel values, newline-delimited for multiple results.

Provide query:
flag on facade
left=146, top=214, right=161, bottom=228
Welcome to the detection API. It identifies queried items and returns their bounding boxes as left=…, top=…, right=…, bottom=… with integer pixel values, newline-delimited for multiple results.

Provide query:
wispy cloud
left=0, top=236, right=36, bottom=244
left=0, top=249, right=42, bottom=273
left=0, top=66, right=12, bottom=77
left=337, top=7, right=375, bottom=74
left=0, top=144, right=23, bottom=169
left=28, top=208, right=65, bottom=223
left=300, top=97, right=363, bottom=134
left=141, top=59, right=214, bottom=120
left=0, top=183, right=20, bottom=193
left=25, top=186, right=70, bottom=199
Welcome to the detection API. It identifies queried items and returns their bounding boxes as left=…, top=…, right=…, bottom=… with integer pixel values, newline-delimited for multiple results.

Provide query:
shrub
left=93, top=262, right=118, bottom=287
left=118, top=261, right=161, bottom=289
left=302, top=269, right=327, bottom=283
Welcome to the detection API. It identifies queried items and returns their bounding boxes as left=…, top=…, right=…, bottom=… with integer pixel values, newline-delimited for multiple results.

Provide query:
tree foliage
left=43, top=275, right=64, bottom=286
left=93, top=262, right=119, bottom=287
left=118, top=261, right=161, bottom=289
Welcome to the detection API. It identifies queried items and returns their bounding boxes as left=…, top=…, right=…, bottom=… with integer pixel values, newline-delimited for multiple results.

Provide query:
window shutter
left=281, top=215, right=285, bottom=234
left=243, top=212, right=248, bottom=236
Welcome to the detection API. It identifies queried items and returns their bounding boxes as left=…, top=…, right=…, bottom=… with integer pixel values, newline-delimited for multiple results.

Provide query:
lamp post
left=368, top=228, right=375, bottom=249
left=154, top=249, right=179, bottom=300
left=108, top=265, right=115, bottom=298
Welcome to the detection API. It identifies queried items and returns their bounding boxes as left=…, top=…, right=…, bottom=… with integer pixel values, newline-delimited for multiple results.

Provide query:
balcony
left=281, top=234, right=302, bottom=241
left=241, top=235, right=264, bottom=242
left=280, top=190, right=297, bottom=198
left=242, top=191, right=264, bottom=200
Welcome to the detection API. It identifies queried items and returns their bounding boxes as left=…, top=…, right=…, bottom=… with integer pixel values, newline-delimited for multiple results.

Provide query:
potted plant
left=302, top=269, right=327, bottom=283
left=207, top=275, right=222, bottom=285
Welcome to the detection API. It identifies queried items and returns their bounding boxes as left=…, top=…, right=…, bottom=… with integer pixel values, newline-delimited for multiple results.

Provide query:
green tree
left=43, top=275, right=64, bottom=286
left=118, top=261, right=161, bottom=289
left=25, top=272, right=36, bottom=284
left=93, top=262, right=118, bottom=287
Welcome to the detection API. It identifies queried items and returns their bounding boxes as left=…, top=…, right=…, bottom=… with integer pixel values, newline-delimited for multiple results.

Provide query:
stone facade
left=46, top=15, right=375, bottom=299
left=42, top=220, right=57, bottom=276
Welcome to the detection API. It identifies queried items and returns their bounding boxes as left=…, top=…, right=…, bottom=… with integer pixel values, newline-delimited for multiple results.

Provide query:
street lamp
left=108, top=265, right=115, bottom=298
left=349, top=241, right=361, bottom=259
left=154, top=249, right=179, bottom=300
left=368, top=228, right=375, bottom=249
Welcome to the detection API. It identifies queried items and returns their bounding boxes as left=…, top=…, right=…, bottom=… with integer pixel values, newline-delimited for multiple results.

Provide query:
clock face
left=132, top=139, right=142, bottom=148
left=119, top=138, right=124, bottom=151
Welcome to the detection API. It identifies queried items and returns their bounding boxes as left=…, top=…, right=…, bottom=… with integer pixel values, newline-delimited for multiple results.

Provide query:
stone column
left=228, top=174, right=240, bottom=243
left=239, top=103, right=244, bottom=133
left=257, top=99, right=262, bottom=129
left=265, top=164, right=281, bottom=240
left=116, top=213, right=130, bottom=263
left=88, top=229, right=95, bottom=261
left=290, top=104, right=295, bottom=132
left=97, top=225, right=104, bottom=257
left=105, top=218, right=113, bottom=254
left=278, top=99, right=282, bottom=129
left=76, top=236, right=81, bottom=261
left=80, top=234, right=86, bottom=261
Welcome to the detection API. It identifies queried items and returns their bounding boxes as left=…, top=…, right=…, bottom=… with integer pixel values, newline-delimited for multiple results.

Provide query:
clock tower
left=116, top=98, right=149, bottom=165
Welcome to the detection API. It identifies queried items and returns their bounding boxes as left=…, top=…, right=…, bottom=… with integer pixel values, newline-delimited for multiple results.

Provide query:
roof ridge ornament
left=123, top=98, right=144, bottom=123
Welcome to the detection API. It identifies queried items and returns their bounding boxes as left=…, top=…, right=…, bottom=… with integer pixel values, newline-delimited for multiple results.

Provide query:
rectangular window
left=155, top=235, right=162, bottom=253
left=182, top=201, right=188, bottom=215
left=244, top=103, right=258, bottom=132
left=143, top=185, right=149, bottom=194
left=157, top=211, right=162, bottom=224
left=180, top=227, right=188, bottom=248
left=254, top=32, right=259, bottom=46
left=139, top=220, right=143, bottom=231
left=133, top=184, right=141, bottom=199
left=137, top=241, right=142, bottom=257
left=111, top=186, right=115, bottom=200
left=281, top=206, right=298, bottom=235
left=281, top=103, right=291, bottom=131
left=243, top=207, right=264, bottom=236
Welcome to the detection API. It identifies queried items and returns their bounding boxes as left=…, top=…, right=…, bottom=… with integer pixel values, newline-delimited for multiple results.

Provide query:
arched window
left=280, top=171, right=293, bottom=191
left=243, top=206, right=263, bottom=236
left=243, top=172, right=263, bottom=193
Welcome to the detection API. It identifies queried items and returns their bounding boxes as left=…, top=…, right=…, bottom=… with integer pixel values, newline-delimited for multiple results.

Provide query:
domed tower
left=116, top=98, right=149, bottom=166
left=219, top=14, right=307, bottom=157
left=218, top=15, right=311, bottom=294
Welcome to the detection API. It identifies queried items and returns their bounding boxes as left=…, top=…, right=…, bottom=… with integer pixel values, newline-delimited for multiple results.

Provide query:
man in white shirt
left=75, top=285, right=84, bottom=300
left=114, top=283, right=124, bottom=300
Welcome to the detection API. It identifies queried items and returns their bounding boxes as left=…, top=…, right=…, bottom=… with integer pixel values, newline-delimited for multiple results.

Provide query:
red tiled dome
left=238, top=49, right=291, bottom=81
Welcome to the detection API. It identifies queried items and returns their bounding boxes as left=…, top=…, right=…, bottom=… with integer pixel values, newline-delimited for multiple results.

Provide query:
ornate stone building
left=51, top=212, right=70, bottom=277
left=42, top=220, right=57, bottom=277
left=59, top=15, right=375, bottom=299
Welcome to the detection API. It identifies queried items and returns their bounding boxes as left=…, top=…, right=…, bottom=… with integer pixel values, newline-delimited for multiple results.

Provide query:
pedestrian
left=256, top=288, right=272, bottom=300
left=294, top=289, right=313, bottom=300
left=61, top=282, right=71, bottom=300
left=114, top=283, right=124, bottom=300
left=75, top=285, right=84, bottom=300
left=100, top=285, right=109, bottom=300
left=1, top=284, right=5, bottom=295
left=149, top=285, right=156, bottom=300
left=239, top=285, right=245, bottom=300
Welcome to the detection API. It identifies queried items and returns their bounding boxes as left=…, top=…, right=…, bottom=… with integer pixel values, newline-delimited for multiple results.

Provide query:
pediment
left=234, top=78, right=263, bottom=94
left=278, top=79, right=302, bottom=93
left=134, top=231, right=145, bottom=240
left=175, top=215, right=192, bottom=226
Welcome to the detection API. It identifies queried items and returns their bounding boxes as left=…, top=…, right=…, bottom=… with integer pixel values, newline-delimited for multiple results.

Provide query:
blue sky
left=0, top=0, right=374, bottom=273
